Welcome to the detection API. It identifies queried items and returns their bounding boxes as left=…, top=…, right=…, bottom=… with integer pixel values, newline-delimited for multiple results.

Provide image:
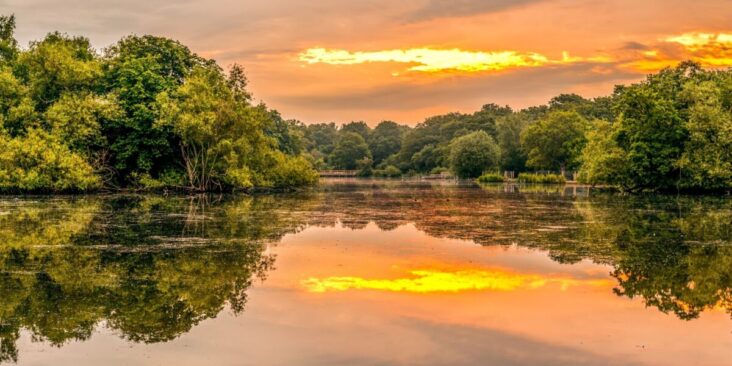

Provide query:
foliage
left=520, top=110, right=588, bottom=172
left=373, top=165, right=402, bottom=178
left=517, top=173, right=566, bottom=184
left=448, top=130, right=500, bottom=179
left=329, top=131, right=371, bottom=170
left=157, top=66, right=317, bottom=190
left=368, top=121, right=404, bottom=165
left=0, top=17, right=316, bottom=192
left=496, top=113, right=531, bottom=172
left=476, top=172, right=505, bottom=183
left=577, top=120, right=628, bottom=186
left=102, top=35, right=208, bottom=181
left=0, top=129, right=100, bottom=192
left=340, top=121, right=371, bottom=141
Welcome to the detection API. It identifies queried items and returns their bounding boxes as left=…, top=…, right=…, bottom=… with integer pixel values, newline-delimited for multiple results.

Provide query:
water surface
left=1, top=179, right=731, bottom=365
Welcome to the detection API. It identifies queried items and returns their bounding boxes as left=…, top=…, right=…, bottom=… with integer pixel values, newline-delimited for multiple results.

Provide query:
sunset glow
left=4, top=0, right=732, bottom=123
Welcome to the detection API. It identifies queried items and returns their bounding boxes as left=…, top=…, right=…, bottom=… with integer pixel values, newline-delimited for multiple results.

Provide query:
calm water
left=1, top=179, right=732, bottom=365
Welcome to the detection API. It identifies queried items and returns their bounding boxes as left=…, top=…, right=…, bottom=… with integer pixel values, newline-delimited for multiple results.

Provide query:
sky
left=1, top=0, right=731, bottom=125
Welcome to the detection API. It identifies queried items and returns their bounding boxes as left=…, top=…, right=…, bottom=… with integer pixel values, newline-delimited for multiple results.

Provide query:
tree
left=577, top=120, right=628, bottom=186
left=0, top=67, right=36, bottom=135
left=102, top=35, right=208, bottom=182
left=45, top=92, right=121, bottom=154
left=156, top=65, right=316, bottom=190
left=521, top=110, right=588, bottom=173
left=14, top=32, right=101, bottom=111
left=448, top=131, right=500, bottom=179
left=613, top=83, right=686, bottom=191
left=329, top=132, right=371, bottom=170
left=496, top=113, right=530, bottom=172
left=368, top=121, right=404, bottom=165
left=0, top=129, right=100, bottom=192
left=677, top=80, right=732, bottom=190
left=340, top=121, right=371, bottom=141
left=0, top=14, right=18, bottom=65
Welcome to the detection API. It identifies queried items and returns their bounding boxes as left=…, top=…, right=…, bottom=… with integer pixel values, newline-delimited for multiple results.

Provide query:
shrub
left=517, top=173, right=566, bottom=184
left=0, top=129, right=101, bottom=192
left=448, top=131, right=500, bottom=178
left=374, top=165, right=402, bottom=178
left=476, top=173, right=505, bottom=183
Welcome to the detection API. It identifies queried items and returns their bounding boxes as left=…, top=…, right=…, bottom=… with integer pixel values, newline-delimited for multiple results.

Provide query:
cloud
left=275, top=62, right=638, bottom=123
left=407, top=0, right=549, bottom=21
left=299, top=47, right=612, bottom=74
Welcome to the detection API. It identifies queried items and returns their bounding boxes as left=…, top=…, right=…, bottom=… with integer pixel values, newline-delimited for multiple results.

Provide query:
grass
left=517, top=173, right=566, bottom=184
left=476, top=173, right=505, bottom=183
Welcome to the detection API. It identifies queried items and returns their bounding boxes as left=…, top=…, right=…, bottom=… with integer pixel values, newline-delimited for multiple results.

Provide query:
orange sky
left=3, top=0, right=732, bottom=125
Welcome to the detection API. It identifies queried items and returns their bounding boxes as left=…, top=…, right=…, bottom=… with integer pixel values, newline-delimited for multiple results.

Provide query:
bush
left=430, top=166, right=449, bottom=175
left=0, top=129, right=101, bottom=192
left=517, top=173, right=566, bottom=184
left=374, top=165, right=402, bottom=178
left=448, top=131, right=500, bottom=178
left=476, top=173, right=505, bottom=183
left=267, top=155, right=319, bottom=188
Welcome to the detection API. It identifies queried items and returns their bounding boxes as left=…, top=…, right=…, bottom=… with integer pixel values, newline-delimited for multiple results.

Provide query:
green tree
left=340, top=121, right=371, bottom=141
left=0, top=129, right=100, bottom=192
left=368, top=121, right=404, bottom=165
left=577, top=120, right=628, bottom=186
left=613, top=83, right=686, bottom=191
left=329, top=132, right=371, bottom=170
left=448, top=130, right=500, bottom=178
left=45, top=92, right=121, bottom=154
left=14, top=32, right=101, bottom=111
left=102, top=35, right=207, bottom=182
left=496, top=113, right=530, bottom=172
left=521, top=110, right=588, bottom=173
left=0, top=15, right=18, bottom=65
left=677, top=80, right=732, bottom=190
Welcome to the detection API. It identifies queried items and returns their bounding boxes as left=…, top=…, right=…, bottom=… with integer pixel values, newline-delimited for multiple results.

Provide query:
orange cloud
left=299, top=47, right=612, bottom=74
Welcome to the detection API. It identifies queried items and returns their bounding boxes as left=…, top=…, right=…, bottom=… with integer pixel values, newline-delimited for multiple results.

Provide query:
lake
left=1, top=179, right=731, bottom=365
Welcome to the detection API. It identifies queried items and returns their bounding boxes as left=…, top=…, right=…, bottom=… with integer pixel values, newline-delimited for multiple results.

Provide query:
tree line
left=2, top=14, right=730, bottom=193
left=0, top=15, right=317, bottom=192
left=299, top=61, right=732, bottom=192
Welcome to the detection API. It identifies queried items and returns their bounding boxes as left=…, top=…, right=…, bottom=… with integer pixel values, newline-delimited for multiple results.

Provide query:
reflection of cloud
left=299, top=47, right=611, bottom=74
left=302, top=268, right=611, bottom=293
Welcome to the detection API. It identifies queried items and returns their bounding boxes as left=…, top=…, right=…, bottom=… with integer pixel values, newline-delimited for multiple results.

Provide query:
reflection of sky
left=302, top=268, right=611, bottom=293
left=15, top=221, right=732, bottom=366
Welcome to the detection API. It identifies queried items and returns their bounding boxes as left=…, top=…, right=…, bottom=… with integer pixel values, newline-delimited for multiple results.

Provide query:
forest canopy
left=0, top=15, right=317, bottom=192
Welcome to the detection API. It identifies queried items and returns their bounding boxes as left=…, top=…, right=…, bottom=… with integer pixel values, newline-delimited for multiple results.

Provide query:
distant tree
left=521, top=110, right=588, bottom=173
left=265, top=110, right=304, bottom=156
left=305, top=123, right=339, bottom=156
left=368, top=121, right=404, bottom=165
left=329, top=132, right=371, bottom=170
left=340, top=121, right=371, bottom=141
left=613, top=82, right=686, bottom=191
left=577, top=120, right=628, bottom=186
left=448, top=131, right=500, bottom=179
left=496, top=113, right=530, bottom=172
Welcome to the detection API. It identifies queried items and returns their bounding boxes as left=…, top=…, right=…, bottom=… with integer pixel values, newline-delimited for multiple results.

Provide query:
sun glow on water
left=301, top=268, right=611, bottom=294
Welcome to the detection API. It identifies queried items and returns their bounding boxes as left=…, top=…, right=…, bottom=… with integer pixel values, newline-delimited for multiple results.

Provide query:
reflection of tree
left=0, top=195, right=313, bottom=363
left=303, top=181, right=732, bottom=321
left=2, top=182, right=732, bottom=362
